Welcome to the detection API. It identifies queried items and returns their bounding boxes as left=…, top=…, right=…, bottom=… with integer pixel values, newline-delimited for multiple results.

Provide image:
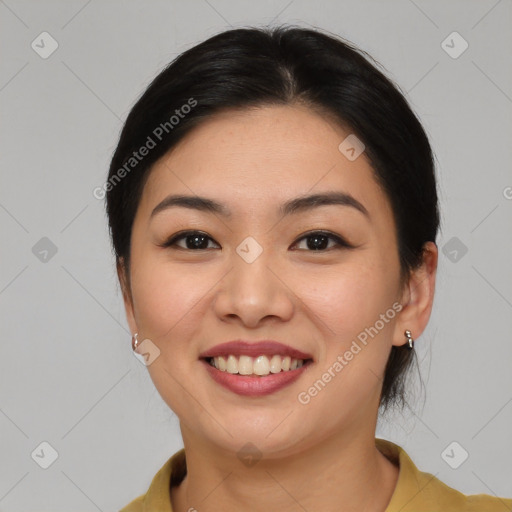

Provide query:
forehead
left=139, top=105, right=391, bottom=222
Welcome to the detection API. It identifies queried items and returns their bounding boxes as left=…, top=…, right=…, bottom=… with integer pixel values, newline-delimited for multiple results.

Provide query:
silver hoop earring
left=404, top=329, right=414, bottom=350
left=132, top=333, right=140, bottom=351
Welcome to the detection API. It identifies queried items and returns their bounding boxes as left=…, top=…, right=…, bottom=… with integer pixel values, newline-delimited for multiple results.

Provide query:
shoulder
left=415, top=469, right=512, bottom=511
left=118, top=448, right=186, bottom=512
left=376, top=438, right=512, bottom=512
left=464, top=493, right=512, bottom=511
left=119, top=494, right=144, bottom=512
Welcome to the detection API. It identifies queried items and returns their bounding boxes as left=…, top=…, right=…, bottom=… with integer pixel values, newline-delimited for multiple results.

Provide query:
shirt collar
left=376, top=437, right=438, bottom=511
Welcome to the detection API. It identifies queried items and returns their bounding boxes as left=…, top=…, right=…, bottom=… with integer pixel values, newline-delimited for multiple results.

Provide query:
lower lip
left=201, top=359, right=311, bottom=396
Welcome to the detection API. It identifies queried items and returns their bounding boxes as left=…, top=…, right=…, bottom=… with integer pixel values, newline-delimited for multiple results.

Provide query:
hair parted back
left=106, top=24, right=439, bottom=414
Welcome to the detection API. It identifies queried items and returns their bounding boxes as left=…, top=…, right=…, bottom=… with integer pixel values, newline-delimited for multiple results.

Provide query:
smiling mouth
left=202, top=354, right=314, bottom=377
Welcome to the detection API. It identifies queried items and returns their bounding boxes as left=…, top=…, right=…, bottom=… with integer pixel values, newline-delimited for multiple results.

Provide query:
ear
left=117, top=258, right=138, bottom=336
left=392, top=241, right=438, bottom=347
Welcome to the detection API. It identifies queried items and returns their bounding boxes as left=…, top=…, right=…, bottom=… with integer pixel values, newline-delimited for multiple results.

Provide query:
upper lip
left=199, top=340, right=313, bottom=361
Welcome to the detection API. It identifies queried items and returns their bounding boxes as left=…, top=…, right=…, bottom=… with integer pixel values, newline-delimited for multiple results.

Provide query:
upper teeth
left=210, top=355, right=305, bottom=376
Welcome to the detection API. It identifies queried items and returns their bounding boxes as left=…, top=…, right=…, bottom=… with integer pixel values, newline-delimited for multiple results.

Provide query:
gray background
left=1, top=0, right=511, bottom=510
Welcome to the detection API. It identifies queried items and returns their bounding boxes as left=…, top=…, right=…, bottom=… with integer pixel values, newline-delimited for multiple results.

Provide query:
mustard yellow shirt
left=120, top=438, right=512, bottom=511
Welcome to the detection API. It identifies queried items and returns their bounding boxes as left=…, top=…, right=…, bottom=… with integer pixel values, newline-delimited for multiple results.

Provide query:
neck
left=171, top=427, right=399, bottom=512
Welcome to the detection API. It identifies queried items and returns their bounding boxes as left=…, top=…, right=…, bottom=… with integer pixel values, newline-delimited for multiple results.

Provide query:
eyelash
left=160, top=230, right=354, bottom=252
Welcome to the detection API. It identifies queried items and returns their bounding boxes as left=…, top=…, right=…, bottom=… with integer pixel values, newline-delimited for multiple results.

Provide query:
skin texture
left=119, top=104, right=438, bottom=512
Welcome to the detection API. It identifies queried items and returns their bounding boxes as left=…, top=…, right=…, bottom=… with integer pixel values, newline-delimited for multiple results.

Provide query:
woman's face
left=122, top=105, right=416, bottom=456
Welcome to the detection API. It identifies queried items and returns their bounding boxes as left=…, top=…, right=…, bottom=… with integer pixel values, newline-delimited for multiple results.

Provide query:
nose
left=212, top=247, right=295, bottom=328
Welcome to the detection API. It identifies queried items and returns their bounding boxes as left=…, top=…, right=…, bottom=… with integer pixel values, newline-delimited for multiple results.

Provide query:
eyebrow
left=150, top=192, right=370, bottom=219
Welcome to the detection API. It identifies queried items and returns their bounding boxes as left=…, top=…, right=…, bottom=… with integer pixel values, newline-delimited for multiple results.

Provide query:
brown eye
left=291, top=231, right=353, bottom=251
left=162, top=231, right=219, bottom=250
left=161, top=230, right=353, bottom=252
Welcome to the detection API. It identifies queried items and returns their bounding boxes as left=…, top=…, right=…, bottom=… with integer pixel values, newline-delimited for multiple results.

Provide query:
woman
left=106, top=25, right=511, bottom=512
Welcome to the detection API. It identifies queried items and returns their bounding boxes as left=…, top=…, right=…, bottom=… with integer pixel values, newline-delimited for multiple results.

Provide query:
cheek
left=294, top=256, right=399, bottom=343
left=130, top=256, right=214, bottom=342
